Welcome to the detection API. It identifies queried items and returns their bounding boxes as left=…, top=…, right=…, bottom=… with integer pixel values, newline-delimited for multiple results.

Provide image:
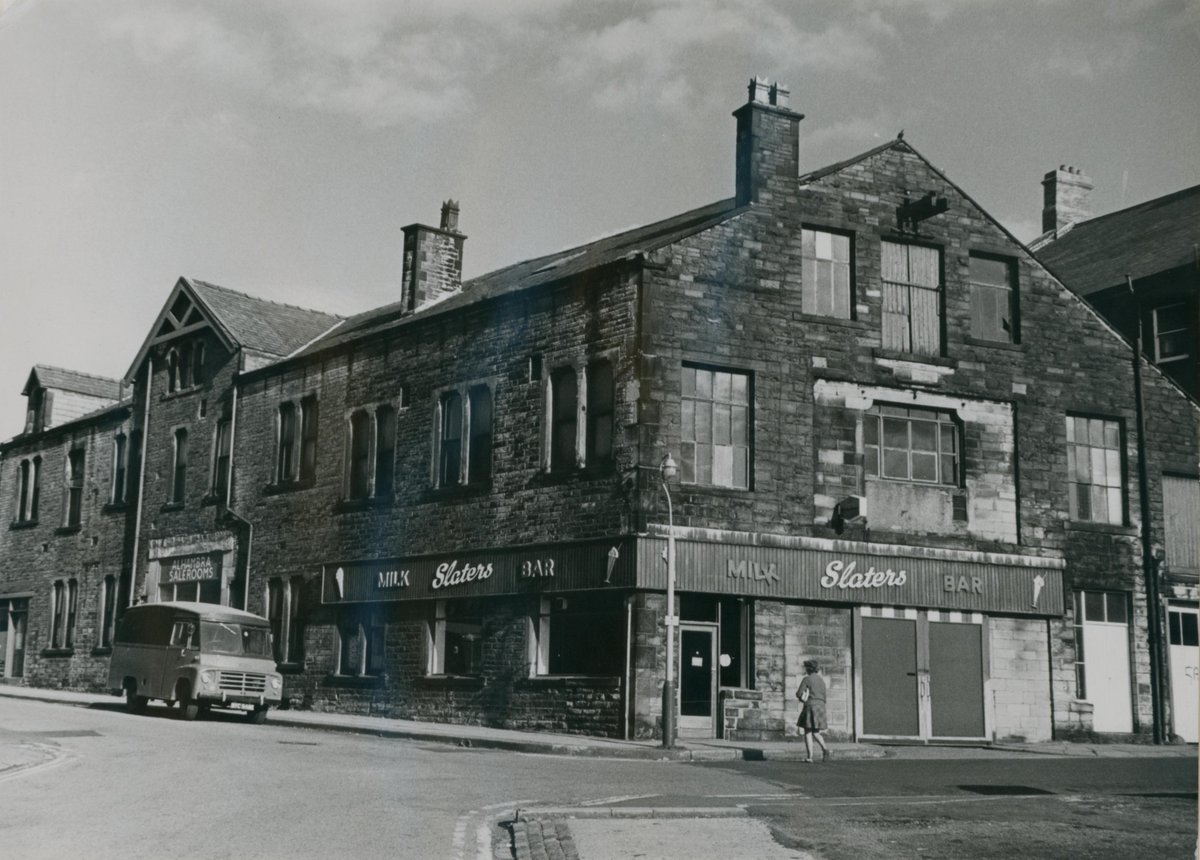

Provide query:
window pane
left=864, top=445, right=879, bottom=477
left=681, top=366, right=696, bottom=397
left=911, top=452, right=937, bottom=482
left=1104, top=423, right=1120, bottom=449
left=680, top=443, right=696, bottom=484
left=695, top=369, right=712, bottom=399
left=1182, top=613, right=1199, bottom=647
left=910, top=421, right=936, bottom=452
left=696, top=404, right=712, bottom=444
left=1106, top=592, right=1128, bottom=625
left=969, top=255, right=1009, bottom=287
left=1084, top=592, right=1105, bottom=622
left=815, top=230, right=832, bottom=259
left=1106, top=487, right=1122, bottom=524
left=1075, top=483, right=1091, bottom=520
left=731, top=406, right=748, bottom=446
left=864, top=416, right=879, bottom=446
left=733, top=448, right=748, bottom=489
left=1091, top=484, right=1108, bottom=523
left=883, top=418, right=908, bottom=448
left=832, top=233, right=850, bottom=262
left=1088, top=419, right=1106, bottom=447
left=713, top=404, right=731, bottom=446
left=712, top=445, right=733, bottom=487
left=714, top=372, right=732, bottom=403
left=940, top=453, right=956, bottom=484
left=682, top=399, right=695, bottom=441
left=883, top=449, right=908, bottom=479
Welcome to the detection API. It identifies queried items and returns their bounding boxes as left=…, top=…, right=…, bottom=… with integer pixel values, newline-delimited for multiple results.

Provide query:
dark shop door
left=678, top=624, right=717, bottom=737
left=861, top=615, right=920, bottom=737
left=928, top=620, right=986, bottom=738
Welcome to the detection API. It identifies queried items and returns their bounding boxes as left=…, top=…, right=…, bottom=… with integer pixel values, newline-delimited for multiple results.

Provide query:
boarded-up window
left=1164, top=475, right=1200, bottom=574
left=882, top=241, right=941, bottom=356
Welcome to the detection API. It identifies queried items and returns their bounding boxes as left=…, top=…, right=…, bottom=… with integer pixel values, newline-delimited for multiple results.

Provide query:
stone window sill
left=41, top=648, right=75, bottom=658
left=789, top=312, right=869, bottom=330
left=160, top=502, right=184, bottom=513
left=9, top=519, right=39, bottom=531
left=963, top=336, right=1022, bottom=352
left=54, top=525, right=81, bottom=536
left=417, top=675, right=487, bottom=690
left=277, top=662, right=306, bottom=675
left=321, top=673, right=386, bottom=690
left=91, top=647, right=113, bottom=657
left=872, top=348, right=956, bottom=368
left=1064, top=520, right=1137, bottom=537
left=102, top=503, right=129, bottom=515
left=333, top=496, right=394, bottom=514
left=263, top=479, right=317, bottom=497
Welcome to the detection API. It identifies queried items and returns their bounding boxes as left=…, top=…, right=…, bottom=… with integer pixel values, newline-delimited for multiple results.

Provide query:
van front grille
left=217, top=671, right=267, bottom=694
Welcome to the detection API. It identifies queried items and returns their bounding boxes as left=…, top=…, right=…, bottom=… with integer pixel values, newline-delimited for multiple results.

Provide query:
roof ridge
left=32, top=364, right=122, bottom=385
left=1065, top=182, right=1200, bottom=229
left=189, top=277, right=344, bottom=321
left=461, top=197, right=737, bottom=288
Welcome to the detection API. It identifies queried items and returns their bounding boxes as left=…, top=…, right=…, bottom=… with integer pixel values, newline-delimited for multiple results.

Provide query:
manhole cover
left=959, top=785, right=1054, bottom=796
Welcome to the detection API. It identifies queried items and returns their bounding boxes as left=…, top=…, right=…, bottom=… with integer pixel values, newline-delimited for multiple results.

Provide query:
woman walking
left=796, top=659, right=831, bottom=763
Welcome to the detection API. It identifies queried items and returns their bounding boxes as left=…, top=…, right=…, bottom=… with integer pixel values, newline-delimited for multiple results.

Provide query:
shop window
left=429, top=599, right=484, bottom=675
left=170, top=429, right=188, bottom=505
left=532, top=592, right=623, bottom=676
left=1065, top=415, right=1124, bottom=526
left=467, top=386, right=492, bottom=484
left=98, top=575, right=117, bottom=648
left=267, top=576, right=305, bottom=665
left=881, top=240, right=942, bottom=356
left=49, top=578, right=77, bottom=650
left=111, top=434, right=127, bottom=504
left=586, top=360, right=614, bottom=466
left=864, top=404, right=959, bottom=485
left=159, top=575, right=220, bottom=604
left=65, top=448, right=85, bottom=527
left=679, top=594, right=753, bottom=689
left=801, top=227, right=853, bottom=319
left=969, top=253, right=1017, bottom=343
left=212, top=419, right=231, bottom=499
left=1163, top=475, right=1200, bottom=574
left=681, top=364, right=751, bottom=489
left=550, top=367, right=578, bottom=472
left=1153, top=303, right=1189, bottom=364
left=336, top=606, right=385, bottom=677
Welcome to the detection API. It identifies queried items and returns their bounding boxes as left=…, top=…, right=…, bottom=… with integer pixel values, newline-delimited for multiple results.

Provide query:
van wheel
left=124, top=682, right=147, bottom=714
left=175, top=683, right=200, bottom=721
left=246, top=706, right=269, bottom=725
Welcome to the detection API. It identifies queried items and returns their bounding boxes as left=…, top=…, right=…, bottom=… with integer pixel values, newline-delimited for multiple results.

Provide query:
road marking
left=708, top=793, right=799, bottom=799
left=579, top=793, right=660, bottom=806
left=450, top=808, right=476, bottom=859
left=0, top=742, right=75, bottom=784
left=748, top=793, right=1068, bottom=808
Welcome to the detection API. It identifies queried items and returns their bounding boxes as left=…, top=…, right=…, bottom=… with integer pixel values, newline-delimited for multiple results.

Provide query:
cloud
left=552, top=0, right=884, bottom=111
left=801, top=108, right=907, bottom=154
left=101, top=0, right=571, bottom=127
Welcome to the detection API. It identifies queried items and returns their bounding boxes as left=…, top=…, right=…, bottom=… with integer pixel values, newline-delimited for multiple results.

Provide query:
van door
left=161, top=618, right=199, bottom=700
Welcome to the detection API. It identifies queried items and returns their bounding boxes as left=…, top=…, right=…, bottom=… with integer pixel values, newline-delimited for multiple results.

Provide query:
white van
left=108, top=602, right=283, bottom=722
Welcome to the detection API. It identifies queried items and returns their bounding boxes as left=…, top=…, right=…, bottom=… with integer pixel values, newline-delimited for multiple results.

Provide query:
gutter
left=221, top=367, right=254, bottom=613
left=128, top=356, right=153, bottom=607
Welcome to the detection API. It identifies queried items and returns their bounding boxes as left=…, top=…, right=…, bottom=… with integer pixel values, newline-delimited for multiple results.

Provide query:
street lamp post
left=660, top=453, right=678, bottom=749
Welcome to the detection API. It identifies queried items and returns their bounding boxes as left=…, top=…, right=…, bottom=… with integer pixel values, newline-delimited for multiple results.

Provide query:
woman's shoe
left=801, top=758, right=814, bottom=763
left=822, top=748, right=832, bottom=762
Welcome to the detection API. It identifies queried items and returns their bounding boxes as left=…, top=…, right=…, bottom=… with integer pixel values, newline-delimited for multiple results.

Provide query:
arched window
left=439, top=392, right=463, bottom=486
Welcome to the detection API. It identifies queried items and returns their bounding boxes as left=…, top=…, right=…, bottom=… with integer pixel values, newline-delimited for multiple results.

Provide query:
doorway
left=1, top=599, right=28, bottom=679
left=858, top=607, right=987, bottom=741
left=678, top=623, right=717, bottom=737
left=1074, top=591, right=1133, bottom=733
left=1167, top=605, right=1198, bottom=743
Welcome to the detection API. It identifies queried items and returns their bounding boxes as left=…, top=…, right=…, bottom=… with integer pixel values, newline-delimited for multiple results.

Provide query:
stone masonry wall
left=989, top=615, right=1052, bottom=742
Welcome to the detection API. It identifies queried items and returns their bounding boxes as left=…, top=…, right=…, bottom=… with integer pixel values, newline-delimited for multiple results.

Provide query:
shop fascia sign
left=163, top=553, right=220, bottom=584
left=323, top=542, right=615, bottom=604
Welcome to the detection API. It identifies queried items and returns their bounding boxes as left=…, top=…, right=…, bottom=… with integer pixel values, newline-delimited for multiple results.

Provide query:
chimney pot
left=768, top=82, right=790, bottom=108
left=747, top=75, right=770, bottom=104
left=440, top=199, right=460, bottom=233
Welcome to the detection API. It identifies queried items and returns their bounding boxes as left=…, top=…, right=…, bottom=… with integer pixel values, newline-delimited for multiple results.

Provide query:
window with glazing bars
left=864, top=404, right=959, bottom=485
left=1065, top=415, right=1124, bottom=525
left=681, top=365, right=750, bottom=489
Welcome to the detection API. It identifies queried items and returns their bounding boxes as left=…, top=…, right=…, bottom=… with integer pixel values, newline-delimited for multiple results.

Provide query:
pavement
left=2, top=683, right=1194, bottom=860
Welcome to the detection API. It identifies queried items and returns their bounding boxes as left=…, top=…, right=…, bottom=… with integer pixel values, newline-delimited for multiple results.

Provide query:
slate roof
left=23, top=365, right=123, bottom=400
left=294, top=198, right=744, bottom=357
left=188, top=278, right=343, bottom=358
left=1036, top=184, right=1200, bottom=295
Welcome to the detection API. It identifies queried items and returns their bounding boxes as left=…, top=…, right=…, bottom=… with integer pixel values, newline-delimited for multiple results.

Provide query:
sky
left=1, top=0, right=1197, bottom=437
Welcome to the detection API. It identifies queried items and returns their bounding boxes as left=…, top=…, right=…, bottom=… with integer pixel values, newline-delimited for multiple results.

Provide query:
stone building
left=1033, top=174, right=1200, bottom=742
left=3, top=78, right=1198, bottom=744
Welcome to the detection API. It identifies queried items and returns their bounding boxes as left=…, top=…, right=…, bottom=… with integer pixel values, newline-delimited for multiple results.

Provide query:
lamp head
left=660, top=453, right=678, bottom=482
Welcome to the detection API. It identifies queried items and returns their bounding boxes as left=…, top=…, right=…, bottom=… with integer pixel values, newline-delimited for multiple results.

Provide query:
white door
left=1168, top=607, right=1199, bottom=743
left=1084, top=622, right=1133, bottom=733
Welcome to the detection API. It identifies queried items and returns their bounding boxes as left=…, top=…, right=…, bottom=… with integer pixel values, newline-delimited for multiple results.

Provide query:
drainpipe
left=127, top=357, right=153, bottom=608
left=1128, top=274, right=1166, bottom=744
left=222, top=373, right=254, bottom=612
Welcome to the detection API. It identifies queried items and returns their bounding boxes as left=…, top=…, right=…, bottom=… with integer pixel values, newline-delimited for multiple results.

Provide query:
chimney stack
left=401, top=200, right=466, bottom=314
left=734, top=76, right=804, bottom=207
left=1041, top=165, right=1093, bottom=234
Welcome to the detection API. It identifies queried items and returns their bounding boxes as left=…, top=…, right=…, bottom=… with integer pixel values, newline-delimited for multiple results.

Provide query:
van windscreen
left=200, top=621, right=273, bottom=657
